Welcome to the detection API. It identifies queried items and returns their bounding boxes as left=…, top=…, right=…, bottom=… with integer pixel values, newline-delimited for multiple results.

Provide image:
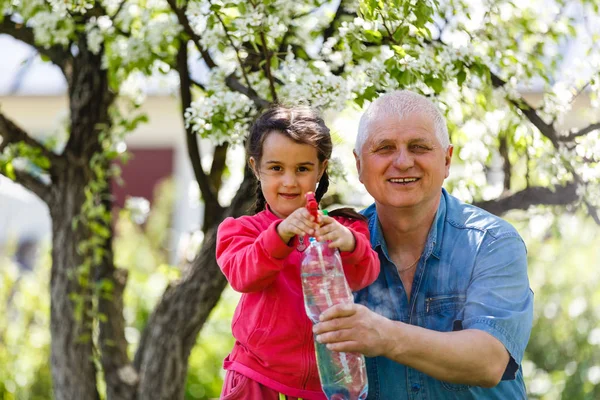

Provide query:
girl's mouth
left=279, top=193, right=300, bottom=199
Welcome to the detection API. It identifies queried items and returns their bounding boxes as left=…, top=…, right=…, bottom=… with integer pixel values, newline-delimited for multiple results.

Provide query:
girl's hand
left=314, top=214, right=356, bottom=252
left=277, top=207, right=319, bottom=244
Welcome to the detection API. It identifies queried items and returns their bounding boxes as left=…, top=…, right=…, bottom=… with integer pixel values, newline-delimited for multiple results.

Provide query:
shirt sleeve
left=462, top=233, right=534, bottom=380
left=336, top=217, right=381, bottom=292
left=216, top=217, right=294, bottom=293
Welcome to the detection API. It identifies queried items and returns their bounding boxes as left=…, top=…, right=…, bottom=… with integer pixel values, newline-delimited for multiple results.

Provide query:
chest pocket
left=423, top=294, right=465, bottom=333
left=424, top=293, right=471, bottom=392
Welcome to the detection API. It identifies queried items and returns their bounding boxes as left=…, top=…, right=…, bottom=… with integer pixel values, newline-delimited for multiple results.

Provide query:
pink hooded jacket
left=216, top=207, right=379, bottom=399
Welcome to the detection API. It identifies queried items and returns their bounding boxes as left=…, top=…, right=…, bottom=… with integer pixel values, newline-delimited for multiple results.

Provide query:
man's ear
left=249, top=157, right=260, bottom=180
left=353, top=150, right=363, bottom=184
left=444, top=145, right=453, bottom=178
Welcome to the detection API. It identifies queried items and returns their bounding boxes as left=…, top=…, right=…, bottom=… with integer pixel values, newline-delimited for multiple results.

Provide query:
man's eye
left=411, top=145, right=429, bottom=151
left=375, top=145, right=394, bottom=152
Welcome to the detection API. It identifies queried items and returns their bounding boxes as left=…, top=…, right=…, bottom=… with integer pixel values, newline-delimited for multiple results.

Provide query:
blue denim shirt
left=355, top=189, right=534, bottom=400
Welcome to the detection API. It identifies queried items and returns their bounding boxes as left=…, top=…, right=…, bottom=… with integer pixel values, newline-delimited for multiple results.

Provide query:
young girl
left=217, top=105, right=380, bottom=400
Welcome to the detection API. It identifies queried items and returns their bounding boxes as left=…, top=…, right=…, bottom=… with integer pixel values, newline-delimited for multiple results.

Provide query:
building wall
left=0, top=95, right=202, bottom=265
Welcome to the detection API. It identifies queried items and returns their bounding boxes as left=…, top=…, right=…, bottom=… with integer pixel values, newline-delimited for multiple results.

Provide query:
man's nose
left=392, top=148, right=414, bottom=170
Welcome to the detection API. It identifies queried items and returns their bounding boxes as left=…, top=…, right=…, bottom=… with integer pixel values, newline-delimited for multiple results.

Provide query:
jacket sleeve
left=336, top=217, right=380, bottom=291
left=216, top=217, right=294, bottom=293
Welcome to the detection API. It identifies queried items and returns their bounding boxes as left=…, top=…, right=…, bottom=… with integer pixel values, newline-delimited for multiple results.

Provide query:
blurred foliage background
left=1, top=181, right=599, bottom=400
left=2, top=0, right=600, bottom=397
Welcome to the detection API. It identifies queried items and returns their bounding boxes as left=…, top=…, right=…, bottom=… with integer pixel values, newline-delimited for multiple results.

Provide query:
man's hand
left=313, top=303, right=395, bottom=357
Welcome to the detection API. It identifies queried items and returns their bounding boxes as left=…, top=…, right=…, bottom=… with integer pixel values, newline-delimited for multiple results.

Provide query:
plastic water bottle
left=300, top=195, right=368, bottom=400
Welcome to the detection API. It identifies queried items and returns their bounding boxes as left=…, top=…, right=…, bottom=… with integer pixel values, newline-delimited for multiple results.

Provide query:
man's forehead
left=364, top=115, right=436, bottom=142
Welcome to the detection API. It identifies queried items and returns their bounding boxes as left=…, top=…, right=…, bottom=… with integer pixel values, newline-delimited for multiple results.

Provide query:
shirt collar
left=426, top=188, right=447, bottom=259
left=263, top=204, right=282, bottom=222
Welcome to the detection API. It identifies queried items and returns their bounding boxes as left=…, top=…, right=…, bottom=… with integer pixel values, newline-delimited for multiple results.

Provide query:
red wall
left=111, top=148, right=174, bottom=208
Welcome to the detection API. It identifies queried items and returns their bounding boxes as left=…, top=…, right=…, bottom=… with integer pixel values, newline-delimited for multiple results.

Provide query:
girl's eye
left=297, top=166, right=310, bottom=172
left=270, top=166, right=282, bottom=171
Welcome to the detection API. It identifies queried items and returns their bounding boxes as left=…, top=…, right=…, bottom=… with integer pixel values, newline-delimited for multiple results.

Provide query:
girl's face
left=250, top=131, right=327, bottom=219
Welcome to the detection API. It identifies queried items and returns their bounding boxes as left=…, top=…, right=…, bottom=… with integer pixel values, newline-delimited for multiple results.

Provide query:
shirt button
left=411, top=383, right=420, bottom=392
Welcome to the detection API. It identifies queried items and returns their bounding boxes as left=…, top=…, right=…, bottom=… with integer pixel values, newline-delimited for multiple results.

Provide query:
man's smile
left=388, top=177, right=420, bottom=184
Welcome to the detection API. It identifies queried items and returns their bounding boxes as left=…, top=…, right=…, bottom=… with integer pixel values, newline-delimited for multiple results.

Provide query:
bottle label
left=296, top=235, right=307, bottom=252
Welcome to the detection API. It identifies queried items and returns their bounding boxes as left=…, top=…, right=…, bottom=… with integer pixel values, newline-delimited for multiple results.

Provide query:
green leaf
left=391, top=45, right=406, bottom=56
left=90, top=221, right=111, bottom=239
left=5, top=162, right=16, bottom=180
left=362, top=85, right=378, bottom=103
left=76, top=333, right=92, bottom=343
left=427, top=76, right=444, bottom=94
left=392, top=26, right=409, bottom=43
left=363, top=29, right=382, bottom=44
left=456, top=69, right=467, bottom=86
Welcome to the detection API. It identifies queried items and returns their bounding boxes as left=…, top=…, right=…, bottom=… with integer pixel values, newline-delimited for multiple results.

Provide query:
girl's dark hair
left=247, top=104, right=365, bottom=222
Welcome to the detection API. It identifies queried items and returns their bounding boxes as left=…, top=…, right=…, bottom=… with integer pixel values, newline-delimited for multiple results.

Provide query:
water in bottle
left=301, top=236, right=368, bottom=400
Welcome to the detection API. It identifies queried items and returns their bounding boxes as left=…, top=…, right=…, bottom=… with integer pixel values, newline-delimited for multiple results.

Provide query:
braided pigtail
left=314, top=171, right=329, bottom=203
left=253, top=181, right=267, bottom=214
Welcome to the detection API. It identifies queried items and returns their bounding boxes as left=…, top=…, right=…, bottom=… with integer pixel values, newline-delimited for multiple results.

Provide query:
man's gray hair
left=355, top=90, right=450, bottom=153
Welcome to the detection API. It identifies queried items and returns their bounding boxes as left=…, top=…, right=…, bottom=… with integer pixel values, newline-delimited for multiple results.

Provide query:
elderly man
left=313, top=90, right=533, bottom=399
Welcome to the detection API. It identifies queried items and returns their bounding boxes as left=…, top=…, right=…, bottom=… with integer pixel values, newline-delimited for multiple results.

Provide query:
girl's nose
left=282, top=172, right=297, bottom=187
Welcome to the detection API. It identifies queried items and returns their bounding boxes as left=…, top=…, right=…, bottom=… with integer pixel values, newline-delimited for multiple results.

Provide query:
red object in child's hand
left=305, top=192, right=319, bottom=221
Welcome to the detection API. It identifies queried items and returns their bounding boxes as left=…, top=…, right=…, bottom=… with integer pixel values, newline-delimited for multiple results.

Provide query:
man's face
left=354, top=112, right=453, bottom=211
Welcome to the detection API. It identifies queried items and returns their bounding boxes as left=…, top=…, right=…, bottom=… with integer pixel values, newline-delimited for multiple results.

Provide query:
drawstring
left=278, top=394, right=302, bottom=400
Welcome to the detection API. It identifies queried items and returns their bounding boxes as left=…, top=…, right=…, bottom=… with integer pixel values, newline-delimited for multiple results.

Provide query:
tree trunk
left=134, top=172, right=255, bottom=399
left=49, top=172, right=100, bottom=400
left=49, top=38, right=116, bottom=400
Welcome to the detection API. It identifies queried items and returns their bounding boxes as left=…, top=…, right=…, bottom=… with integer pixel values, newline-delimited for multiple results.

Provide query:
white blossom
left=85, top=16, right=114, bottom=55
left=184, top=91, right=256, bottom=146
left=278, top=54, right=351, bottom=112
left=29, top=11, right=75, bottom=48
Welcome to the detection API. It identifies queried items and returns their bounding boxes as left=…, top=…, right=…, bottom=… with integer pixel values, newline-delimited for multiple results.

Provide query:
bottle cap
left=322, top=209, right=328, bottom=216
left=309, top=237, right=316, bottom=243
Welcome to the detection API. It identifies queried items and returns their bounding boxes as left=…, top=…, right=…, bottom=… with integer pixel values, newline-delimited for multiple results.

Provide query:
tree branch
left=224, top=74, right=270, bottom=108
left=498, top=134, right=511, bottom=192
left=321, top=0, right=351, bottom=49
left=209, top=142, right=228, bottom=193
left=208, top=0, right=255, bottom=93
left=0, top=16, right=72, bottom=76
left=584, top=200, right=600, bottom=225
left=166, top=0, right=269, bottom=109
left=0, top=112, right=62, bottom=202
left=0, top=112, right=57, bottom=161
left=165, top=0, right=217, bottom=68
left=176, top=40, right=220, bottom=211
left=473, top=182, right=578, bottom=216
left=258, top=31, right=278, bottom=102
left=488, top=71, right=560, bottom=148
left=560, top=122, right=600, bottom=142
left=7, top=168, right=51, bottom=202
left=190, top=78, right=206, bottom=91
left=111, top=0, right=128, bottom=20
